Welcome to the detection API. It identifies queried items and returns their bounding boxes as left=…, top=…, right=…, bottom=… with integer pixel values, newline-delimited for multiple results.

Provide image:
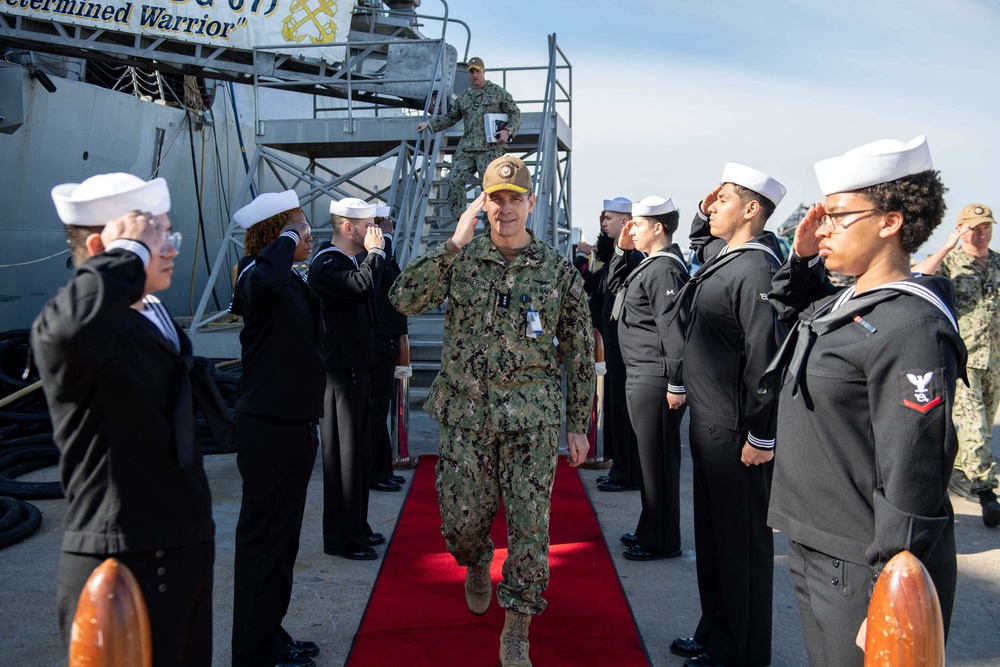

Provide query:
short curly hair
left=243, top=208, right=304, bottom=256
left=854, top=170, right=947, bottom=253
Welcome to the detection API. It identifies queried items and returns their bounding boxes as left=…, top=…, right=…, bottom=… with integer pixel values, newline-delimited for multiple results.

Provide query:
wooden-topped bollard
left=69, top=558, right=152, bottom=667
left=864, top=550, right=944, bottom=666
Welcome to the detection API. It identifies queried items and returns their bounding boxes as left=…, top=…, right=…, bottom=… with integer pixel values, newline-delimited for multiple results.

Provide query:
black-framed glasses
left=818, top=209, right=876, bottom=232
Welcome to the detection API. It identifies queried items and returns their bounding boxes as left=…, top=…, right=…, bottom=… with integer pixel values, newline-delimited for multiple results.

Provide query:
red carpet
left=346, top=454, right=650, bottom=666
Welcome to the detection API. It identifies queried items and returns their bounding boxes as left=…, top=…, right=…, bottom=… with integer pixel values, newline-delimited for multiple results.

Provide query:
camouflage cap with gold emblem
left=483, top=156, right=532, bottom=195
left=467, top=56, right=485, bottom=71
left=958, top=203, right=995, bottom=228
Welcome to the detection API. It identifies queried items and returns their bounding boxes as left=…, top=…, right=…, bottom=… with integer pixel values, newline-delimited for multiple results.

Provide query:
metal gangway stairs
left=2, top=0, right=574, bottom=367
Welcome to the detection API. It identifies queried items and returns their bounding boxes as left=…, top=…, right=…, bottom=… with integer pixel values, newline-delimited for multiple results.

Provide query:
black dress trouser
left=689, top=413, right=773, bottom=667
left=369, top=336, right=399, bottom=484
left=625, top=375, right=683, bottom=555
left=232, top=413, right=318, bottom=667
left=605, top=338, right=640, bottom=486
left=320, top=368, right=373, bottom=553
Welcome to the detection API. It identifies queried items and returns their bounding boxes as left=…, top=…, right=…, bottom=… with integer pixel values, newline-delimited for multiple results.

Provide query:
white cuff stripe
left=614, top=246, right=625, bottom=256
left=106, top=239, right=151, bottom=268
left=668, top=384, right=686, bottom=393
left=280, top=230, right=300, bottom=243
left=747, top=433, right=775, bottom=449
left=369, top=248, right=386, bottom=259
left=808, top=255, right=822, bottom=267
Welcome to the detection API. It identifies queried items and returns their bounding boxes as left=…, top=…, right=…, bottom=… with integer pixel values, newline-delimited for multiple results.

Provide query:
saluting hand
left=450, top=192, right=486, bottom=250
left=792, top=202, right=824, bottom=258
left=700, top=185, right=723, bottom=216
left=618, top=219, right=636, bottom=251
left=363, top=224, right=385, bottom=251
left=101, top=210, right=165, bottom=253
left=576, top=240, right=593, bottom=255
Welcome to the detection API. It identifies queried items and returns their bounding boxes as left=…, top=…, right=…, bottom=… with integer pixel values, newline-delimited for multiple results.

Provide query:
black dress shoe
left=684, top=654, right=720, bottom=667
left=596, top=475, right=610, bottom=484
left=622, top=545, right=682, bottom=561
left=366, top=533, right=386, bottom=547
left=390, top=474, right=406, bottom=484
left=371, top=480, right=402, bottom=492
left=276, top=658, right=315, bottom=667
left=286, top=639, right=320, bottom=659
left=324, top=546, right=378, bottom=560
left=670, top=637, right=706, bottom=658
left=620, top=533, right=639, bottom=547
left=597, top=481, right=639, bottom=492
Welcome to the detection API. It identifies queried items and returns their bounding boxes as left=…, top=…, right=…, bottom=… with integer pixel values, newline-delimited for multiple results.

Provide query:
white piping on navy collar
left=311, top=245, right=358, bottom=269
left=718, top=241, right=782, bottom=265
left=830, top=281, right=958, bottom=333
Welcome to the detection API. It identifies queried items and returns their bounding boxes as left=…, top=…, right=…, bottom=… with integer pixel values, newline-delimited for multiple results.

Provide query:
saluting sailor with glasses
left=763, top=136, right=966, bottom=666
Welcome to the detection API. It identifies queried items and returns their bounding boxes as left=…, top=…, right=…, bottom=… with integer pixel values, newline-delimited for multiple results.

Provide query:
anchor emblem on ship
left=282, top=0, right=339, bottom=44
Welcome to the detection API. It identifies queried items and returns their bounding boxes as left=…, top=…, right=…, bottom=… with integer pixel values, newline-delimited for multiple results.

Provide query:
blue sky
left=444, top=0, right=1000, bottom=252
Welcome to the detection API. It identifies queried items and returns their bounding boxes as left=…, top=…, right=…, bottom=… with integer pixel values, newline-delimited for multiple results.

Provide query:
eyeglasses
left=818, top=209, right=876, bottom=232
left=160, top=231, right=182, bottom=256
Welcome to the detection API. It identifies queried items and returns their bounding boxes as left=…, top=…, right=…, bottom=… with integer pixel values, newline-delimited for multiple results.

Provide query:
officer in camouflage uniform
left=914, top=203, right=1000, bottom=527
left=390, top=156, right=594, bottom=667
left=417, top=57, right=522, bottom=219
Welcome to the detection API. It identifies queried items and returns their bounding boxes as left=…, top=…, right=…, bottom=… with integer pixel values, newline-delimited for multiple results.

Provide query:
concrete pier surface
left=3, top=407, right=998, bottom=666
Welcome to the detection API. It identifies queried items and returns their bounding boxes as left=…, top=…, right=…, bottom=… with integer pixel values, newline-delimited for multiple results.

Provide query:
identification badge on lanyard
left=526, top=309, right=542, bottom=339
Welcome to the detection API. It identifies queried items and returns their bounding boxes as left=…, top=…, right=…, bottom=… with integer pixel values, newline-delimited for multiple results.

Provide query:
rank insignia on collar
left=901, top=369, right=943, bottom=414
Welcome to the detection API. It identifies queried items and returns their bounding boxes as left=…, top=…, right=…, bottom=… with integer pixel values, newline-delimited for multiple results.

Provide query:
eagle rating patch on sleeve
left=900, top=369, right=944, bottom=414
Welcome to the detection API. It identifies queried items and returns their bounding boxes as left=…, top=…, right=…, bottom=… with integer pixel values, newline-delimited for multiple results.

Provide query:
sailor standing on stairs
left=417, top=56, right=522, bottom=219
left=308, top=198, right=387, bottom=561
left=229, top=190, right=325, bottom=667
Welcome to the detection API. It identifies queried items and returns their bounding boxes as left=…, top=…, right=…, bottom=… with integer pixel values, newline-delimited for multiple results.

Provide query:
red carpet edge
left=345, top=454, right=651, bottom=666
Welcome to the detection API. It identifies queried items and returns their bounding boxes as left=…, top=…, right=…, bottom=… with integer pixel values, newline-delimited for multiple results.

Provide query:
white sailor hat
left=632, top=196, right=676, bottom=217
left=814, top=136, right=932, bottom=196
left=51, top=173, right=171, bottom=226
left=330, top=197, right=376, bottom=219
left=721, top=163, right=786, bottom=207
left=233, top=190, right=300, bottom=229
left=602, top=197, right=632, bottom=214
left=375, top=205, right=392, bottom=218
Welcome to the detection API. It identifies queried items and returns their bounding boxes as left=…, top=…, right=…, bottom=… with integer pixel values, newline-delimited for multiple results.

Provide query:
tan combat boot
left=465, top=563, right=492, bottom=615
left=499, top=611, right=532, bottom=667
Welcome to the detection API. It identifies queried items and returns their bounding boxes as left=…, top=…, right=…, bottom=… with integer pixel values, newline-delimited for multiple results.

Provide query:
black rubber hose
left=0, top=445, right=62, bottom=500
left=0, top=496, right=43, bottom=549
